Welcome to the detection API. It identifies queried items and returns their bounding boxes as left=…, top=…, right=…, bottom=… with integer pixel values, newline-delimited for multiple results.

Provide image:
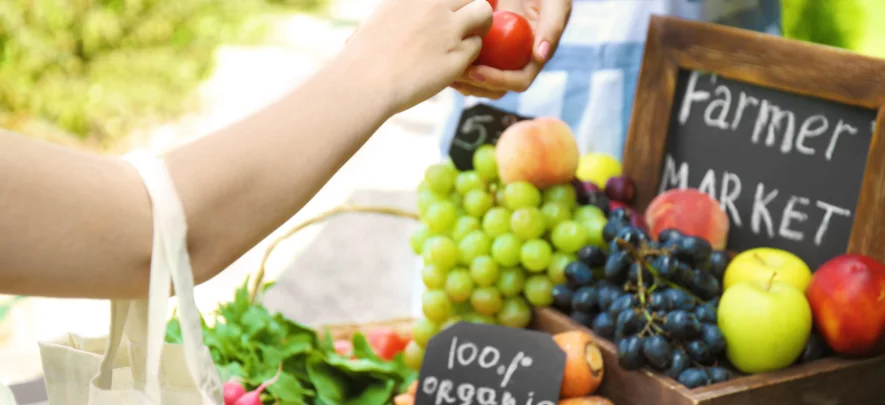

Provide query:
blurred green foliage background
left=0, top=0, right=883, bottom=150
left=782, top=0, right=885, bottom=57
left=0, top=0, right=327, bottom=150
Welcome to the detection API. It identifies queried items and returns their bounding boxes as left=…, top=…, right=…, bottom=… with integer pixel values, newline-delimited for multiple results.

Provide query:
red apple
left=645, top=189, right=729, bottom=250
left=806, top=254, right=885, bottom=357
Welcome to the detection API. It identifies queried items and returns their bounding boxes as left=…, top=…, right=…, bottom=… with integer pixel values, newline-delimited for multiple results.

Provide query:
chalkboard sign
left=623, top=16, right=885, bottom=269
left=415, top=322, right=565, bottom=405
left=448, top=104, right=533, bottom=171
left=657, top=69, right=876, bottom=268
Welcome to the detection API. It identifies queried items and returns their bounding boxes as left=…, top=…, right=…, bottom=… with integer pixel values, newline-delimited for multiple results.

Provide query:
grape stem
left=617, top=238, right=704, bottom=304
left=636, top=260, right=647, bottom=306
left=641, top=261, right=704, bottom=304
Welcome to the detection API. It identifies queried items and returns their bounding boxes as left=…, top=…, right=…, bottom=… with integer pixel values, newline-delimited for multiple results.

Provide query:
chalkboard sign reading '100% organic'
left=416, top=322, right=565, bottom=405
left=658, top=69, right=877, bottom=269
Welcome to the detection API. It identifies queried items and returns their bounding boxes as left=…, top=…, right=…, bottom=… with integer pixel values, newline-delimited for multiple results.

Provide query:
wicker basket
left=322, top=318, right=415, bottom=341
left=247, top=204, right=420, bottom=338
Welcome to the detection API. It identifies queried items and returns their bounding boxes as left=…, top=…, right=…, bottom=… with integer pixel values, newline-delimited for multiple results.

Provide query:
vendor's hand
left=451, top=0, right=571, bottom=99
left=341, top=0, right=493, bottom=113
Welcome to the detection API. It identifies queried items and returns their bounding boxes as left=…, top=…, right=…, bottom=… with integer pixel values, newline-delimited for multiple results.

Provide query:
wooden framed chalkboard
left=623, top=16, right=885, bottom=269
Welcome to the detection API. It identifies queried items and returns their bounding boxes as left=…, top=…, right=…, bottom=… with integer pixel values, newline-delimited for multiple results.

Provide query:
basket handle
left=248, top=205, right=419, bottom=304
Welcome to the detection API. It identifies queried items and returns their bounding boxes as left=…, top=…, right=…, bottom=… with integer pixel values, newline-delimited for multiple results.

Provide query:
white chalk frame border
left=622, top=15, right=885, bottom=264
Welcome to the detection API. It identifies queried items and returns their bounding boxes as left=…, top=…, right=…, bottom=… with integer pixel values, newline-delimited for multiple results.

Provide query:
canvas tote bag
left=37, top=152, right=223, bottom=405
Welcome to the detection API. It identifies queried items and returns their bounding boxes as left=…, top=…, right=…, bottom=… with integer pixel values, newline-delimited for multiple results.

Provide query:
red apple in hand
left=806, top=254, right=885, bottom=357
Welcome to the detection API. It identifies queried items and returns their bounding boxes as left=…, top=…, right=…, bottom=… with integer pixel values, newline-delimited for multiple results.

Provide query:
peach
left=496, top=117, right=579, bottom=189
left=806, top=254, right=885, bottom=357
left=645, top=189, right=729, bottom=250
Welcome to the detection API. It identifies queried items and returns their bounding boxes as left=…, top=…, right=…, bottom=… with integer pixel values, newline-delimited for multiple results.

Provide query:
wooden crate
left=533, top=308, right=885, bottom=405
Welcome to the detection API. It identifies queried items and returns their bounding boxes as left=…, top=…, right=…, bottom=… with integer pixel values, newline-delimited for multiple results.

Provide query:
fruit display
left=165, top=280, right=416, bottom=405
left=553, top=211, right=734, bottom=388
left=535, top=148, right=885, bottom=397
left=407, top=118, right=615, bottom=369
left=194, top=107, right=885, bottom=404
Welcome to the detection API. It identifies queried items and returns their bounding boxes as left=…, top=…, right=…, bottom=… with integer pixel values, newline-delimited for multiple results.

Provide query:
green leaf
left=165, top=317, right=182, bottom=344
left=240, top=305, right=271, bottom=337
left=216, top=362, right=246, bottom=381
left=266, top=372, right=308, bottom=403
left=306, top=353, right=349, bottom=404
left=319, top=327, right=335, bottom=352
left=342, top=379, right=395, bottom=405
left=324, top=355, right=397, bottom=375
left=261, top=280, right=278, bottom=294
left=350, top=332, right=380, bottom=361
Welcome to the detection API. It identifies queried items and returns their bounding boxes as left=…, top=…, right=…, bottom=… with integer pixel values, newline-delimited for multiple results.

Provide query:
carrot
left=553, top=331, right=605, bottom=398
left=394, top=393, right=415, bottom=405
left=559, top=395, right=615, bottom=405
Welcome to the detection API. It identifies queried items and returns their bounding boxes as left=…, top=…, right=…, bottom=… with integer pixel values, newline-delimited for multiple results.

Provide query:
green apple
left=718, top=273, right=812, bottom=374
left=723, top=247, right=812, bottom=292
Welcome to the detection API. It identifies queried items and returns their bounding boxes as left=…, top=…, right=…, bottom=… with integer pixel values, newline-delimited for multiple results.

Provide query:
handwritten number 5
left=454, top=114, right=494, bottom=150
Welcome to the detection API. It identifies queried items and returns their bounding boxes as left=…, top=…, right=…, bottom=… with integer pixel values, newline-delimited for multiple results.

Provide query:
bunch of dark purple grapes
left=552, top=207, right=734, bottom=388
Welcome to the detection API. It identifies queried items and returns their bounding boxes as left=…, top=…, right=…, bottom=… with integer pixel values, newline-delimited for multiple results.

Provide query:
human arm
left=452, top=0, right=571, bottom=99
left=0, top=0, right=492, bottom=299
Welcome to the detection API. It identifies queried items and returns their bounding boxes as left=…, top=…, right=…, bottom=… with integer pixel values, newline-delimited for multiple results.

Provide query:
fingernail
left=469, top=71, right=485, bottom=82
left=538, top=41, right=551, bottom=61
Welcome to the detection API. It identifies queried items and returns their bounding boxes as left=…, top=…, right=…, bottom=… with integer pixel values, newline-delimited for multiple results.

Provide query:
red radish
left=367, top=327, right=407, bottom=360
left=334, top=339, right=353, bottom=356
left=234, top=363, right=283, bottom=405
left=223, top=378, right=246, bottom=405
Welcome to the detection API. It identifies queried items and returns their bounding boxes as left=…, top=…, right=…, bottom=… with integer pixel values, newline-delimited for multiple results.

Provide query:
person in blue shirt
left=443, top=0, right=782, bottom=159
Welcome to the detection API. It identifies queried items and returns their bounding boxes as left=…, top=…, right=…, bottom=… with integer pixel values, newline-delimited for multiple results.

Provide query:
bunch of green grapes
left=405, top=145, right=609, bottom=368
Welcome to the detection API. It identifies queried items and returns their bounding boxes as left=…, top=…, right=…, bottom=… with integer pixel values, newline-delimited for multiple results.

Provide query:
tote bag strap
left=121, top=151, right=222, bottom=403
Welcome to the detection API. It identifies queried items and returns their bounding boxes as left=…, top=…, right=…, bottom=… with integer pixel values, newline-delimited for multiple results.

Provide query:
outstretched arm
left=0, top=0, right=492, bottom=299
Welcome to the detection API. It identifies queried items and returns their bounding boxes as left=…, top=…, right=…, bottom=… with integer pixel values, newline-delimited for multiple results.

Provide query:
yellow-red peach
left=495, top=117, right=579, bottom=189
left=645, top=189, right=729, bottom=250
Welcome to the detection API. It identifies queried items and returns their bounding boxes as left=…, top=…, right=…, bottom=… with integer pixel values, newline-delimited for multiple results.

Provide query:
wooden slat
left=533, top=308, right=885, bottom=405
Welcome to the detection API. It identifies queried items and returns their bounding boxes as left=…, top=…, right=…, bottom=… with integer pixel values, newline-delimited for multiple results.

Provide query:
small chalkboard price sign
left=623, top=16, right=885, bottom=269
left=415, top=322, right=565, bottom=405
left=449, top=104, right=533, bottom=171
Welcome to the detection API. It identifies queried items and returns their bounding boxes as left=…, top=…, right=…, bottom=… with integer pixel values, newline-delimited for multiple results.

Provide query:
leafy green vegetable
left=165, top=278, right=416, bottom=405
